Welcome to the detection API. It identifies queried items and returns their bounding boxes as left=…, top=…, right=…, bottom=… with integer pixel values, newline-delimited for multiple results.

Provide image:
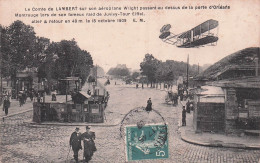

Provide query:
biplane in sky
left=159, top=19, right=219, bottom=48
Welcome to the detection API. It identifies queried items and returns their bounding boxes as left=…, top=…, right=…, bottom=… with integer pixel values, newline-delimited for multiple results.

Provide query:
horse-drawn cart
left=165, top=91, right=178, bottom=105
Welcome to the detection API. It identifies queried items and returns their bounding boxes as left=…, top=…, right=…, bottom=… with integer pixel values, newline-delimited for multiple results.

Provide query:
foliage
left=0, top=25, right=11, bottom=77
left=43, top=40, right=93, bottom=84
left=140, top=55, right=200, bottom=84
left=140, top=54, right=161, bottom=84
left=1, top=21, right=37, bottom=78
left=131, top=72, right=140, bottom=81
left=107, top=67, right=130, bottom=77
left=88, top=75, right=96, bottom=83
left=0, top=20, right=93, bottom=86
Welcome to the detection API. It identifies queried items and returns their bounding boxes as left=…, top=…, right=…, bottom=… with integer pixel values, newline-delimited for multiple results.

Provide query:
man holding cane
left=69, top=127, right=82, bottom=163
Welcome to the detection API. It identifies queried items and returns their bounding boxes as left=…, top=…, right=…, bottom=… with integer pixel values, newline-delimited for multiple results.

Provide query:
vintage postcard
left=0, top=0, right=259, bottom=162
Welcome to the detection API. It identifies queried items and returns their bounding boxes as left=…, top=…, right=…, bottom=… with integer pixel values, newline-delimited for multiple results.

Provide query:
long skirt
left=83, top=140, right=95, bottom=162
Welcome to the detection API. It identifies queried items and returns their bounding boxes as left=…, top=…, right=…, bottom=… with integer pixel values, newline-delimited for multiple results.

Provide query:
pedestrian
left=81, top=126, right=96, bottom=163
left=136, top=84, right=139, bottom=89
left=180, top=93, right=184, bottom=101
left=190, top=102, right=194, bottom=111
left=33, top=91, right=37, bottom=102
left=51, top=91, right=57, bottom=101
left=69, top=127, right=82, bottom=163
left=142, top=82, right=144, bottom=89
left=186, top=100, right=191, bottom=113
left=3, top=97, right=10, bottom=116
left=29, top=90, right=33, bottom=101
left=145, top=98, right=152, bottom=112
left=22, top=92, right=27, bottom=104
left=37, top=93, right=41, bottom=103
left=87, top=89, right=91, bottom=95
left=173, top=94, right=178, bottom=105
left=18, top=92, right=23, bottom=107
left=182, top=106, right=186, bottom=126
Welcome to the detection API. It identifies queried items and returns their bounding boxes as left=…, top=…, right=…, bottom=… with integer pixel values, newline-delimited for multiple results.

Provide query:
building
left=193, top=78, right=260, bottom=134
left=193, top=47, right=260, bottom=134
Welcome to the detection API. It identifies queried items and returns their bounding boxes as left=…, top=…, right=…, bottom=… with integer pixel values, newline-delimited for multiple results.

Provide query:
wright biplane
left=159, top=19, right=219, bottom=48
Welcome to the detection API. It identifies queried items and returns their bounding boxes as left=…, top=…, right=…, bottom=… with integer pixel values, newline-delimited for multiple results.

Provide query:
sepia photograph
left=0, top=0, right=260, bottom=162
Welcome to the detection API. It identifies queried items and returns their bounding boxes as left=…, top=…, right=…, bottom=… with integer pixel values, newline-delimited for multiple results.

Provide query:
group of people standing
left=17, top=89, right=41, bottom=107
left=69, top=126, right=97, bottom=163
left=18, top=91, right=28, bottom=107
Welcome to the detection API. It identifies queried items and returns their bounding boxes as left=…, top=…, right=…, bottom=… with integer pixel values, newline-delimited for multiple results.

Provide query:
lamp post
left=186, top=54, right=189, bottom=94
left=16, top=79, right=19, bottom=100
left=42, top=78, right=47, bottom=103
left=91, top=80, right=96, bottom=96
left=75, top=79, right=80, bottom=92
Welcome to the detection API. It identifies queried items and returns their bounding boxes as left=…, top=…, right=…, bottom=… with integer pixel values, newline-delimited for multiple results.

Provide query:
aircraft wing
left=178, top=19, right=219, bottom=39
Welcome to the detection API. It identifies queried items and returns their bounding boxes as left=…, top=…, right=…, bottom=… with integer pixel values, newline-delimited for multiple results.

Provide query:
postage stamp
left=125, top=124, right=168, bottom=161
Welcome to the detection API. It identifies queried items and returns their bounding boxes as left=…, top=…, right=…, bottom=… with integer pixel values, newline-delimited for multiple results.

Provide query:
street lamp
left=91, top=79, right=96, bottom=96
left=42, top=78, right=47, bottom=103
left=75, top=80, right=80, bottom=92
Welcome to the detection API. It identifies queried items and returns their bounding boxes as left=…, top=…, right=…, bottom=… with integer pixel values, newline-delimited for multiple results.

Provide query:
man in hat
left=69, top=127, right=82, bottom=163
left=81, top=126, right=96, bottom=163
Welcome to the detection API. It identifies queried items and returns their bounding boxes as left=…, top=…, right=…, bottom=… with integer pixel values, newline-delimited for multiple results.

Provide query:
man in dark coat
left=3, top=97, right=10, bottom=116
left=182, top=106, right=186, bottom=126
left=186, top=100, right=191, bottom=113
left=145, top=98, right=152, bottom=112
left=69, top=127, right=82, bottom=163
left=81, top=126, right=96, bottom=163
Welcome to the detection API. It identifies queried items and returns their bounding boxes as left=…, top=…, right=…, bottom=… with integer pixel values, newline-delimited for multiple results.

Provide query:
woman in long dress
left=81, top=126, right=96, bottom=163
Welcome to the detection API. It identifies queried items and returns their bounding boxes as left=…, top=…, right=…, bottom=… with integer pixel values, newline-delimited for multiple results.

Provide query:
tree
left=1, top=20, right=94, bottom=91
left=0, top=25, right=11, bottom=78
left=155, top=60, right=200, bottom=84
left=131, top=72, right=140, bottom=81
left=6, top=20, right=37, bottom=77
left=156, top=60, right=179, bottom=83
left=45, top=40, right=93, bottom=85
left=73, top=50, right=93, bottom=84
left=107, top=67, right=130, bottom=77
left=33, top=37, right=50, bottom=67
left=140, top=54, right=161, bottom=87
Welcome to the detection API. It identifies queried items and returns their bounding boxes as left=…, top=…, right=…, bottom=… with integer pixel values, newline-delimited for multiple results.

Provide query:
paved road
left=0, top=81, right=260, bottom=163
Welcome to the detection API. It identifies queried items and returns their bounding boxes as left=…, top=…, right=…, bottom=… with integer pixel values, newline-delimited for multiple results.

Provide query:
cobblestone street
left=1, top=82, right=260, bottom=163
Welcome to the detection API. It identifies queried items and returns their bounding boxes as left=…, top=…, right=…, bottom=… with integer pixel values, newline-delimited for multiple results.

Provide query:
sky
left=0, top=0, right=259, bottom=72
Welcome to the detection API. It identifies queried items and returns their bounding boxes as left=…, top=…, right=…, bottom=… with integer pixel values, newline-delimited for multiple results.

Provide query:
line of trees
left=107, top=67, right=130, bottom=78
left=140, top=54, right=199, bottom=87
left=1, top=20, right=93, bottom=88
